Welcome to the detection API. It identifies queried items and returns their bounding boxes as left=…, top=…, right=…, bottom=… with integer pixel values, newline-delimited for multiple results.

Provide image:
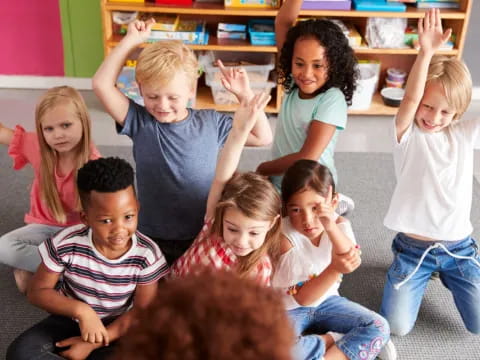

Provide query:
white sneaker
left=336, top=193, right=355, bottom=216
left=377, top=339, right=397, bottom=360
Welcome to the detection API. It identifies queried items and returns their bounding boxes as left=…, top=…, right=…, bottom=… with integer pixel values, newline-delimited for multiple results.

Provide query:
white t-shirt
left=272, top=217, right=356, bottom=310
left=384, top=118, right=480, bottom=240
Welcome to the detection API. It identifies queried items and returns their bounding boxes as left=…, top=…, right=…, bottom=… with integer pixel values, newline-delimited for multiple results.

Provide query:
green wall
left=60, top=0, right=104, bottom=77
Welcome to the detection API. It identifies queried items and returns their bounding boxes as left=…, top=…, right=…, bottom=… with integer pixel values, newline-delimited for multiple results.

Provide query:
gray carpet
left=1, top=146, right=479, bottom=359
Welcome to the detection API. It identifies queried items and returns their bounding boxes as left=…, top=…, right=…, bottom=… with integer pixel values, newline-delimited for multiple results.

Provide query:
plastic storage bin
left=349, top=62, right=380, bottom=110
left=248, top=19, right=275, bottom=46
left=202, top=51, right=275, bottom=84
left=208, top=80, right=276, bottom=105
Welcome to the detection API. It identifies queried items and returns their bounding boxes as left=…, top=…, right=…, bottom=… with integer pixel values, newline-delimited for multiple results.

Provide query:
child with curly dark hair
left=115, top=270, right=295, bottom=360
left=257, top=0, right=358, bottom=215
left=7, top=157, right=168, bottom=360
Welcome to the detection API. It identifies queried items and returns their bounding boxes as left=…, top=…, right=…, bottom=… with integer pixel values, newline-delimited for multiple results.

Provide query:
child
left=7, top=157, right=168, bottom=360
left=272, top=160, right=391, bottom=360
left=0, top=86, right=100, bottom=293
left=256, top=0, right=357, bottom=214
left=381, top=9, right=480, bottom=336
left=115, top=270, right=295, bottom=360
left=92, top=19, right=273, bottom=265
left=172, top=93, right=281, bottom=286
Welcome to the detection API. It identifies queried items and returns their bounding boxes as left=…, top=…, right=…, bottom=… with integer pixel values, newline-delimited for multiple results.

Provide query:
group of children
left=0, top=3, right=478, bottom=359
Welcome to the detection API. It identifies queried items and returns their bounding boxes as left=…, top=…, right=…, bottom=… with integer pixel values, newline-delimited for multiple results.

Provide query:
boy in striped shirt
left=7, top=157, right=168, bottom=360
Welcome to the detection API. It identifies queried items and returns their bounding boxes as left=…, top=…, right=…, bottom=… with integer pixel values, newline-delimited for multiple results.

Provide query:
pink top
left=171, top=221, right=273, bottom=286
left=8, top=125, right=101, bottom=227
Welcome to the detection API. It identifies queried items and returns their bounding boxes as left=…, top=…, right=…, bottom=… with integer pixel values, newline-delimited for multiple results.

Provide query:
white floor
left=1, top=87, right=480, bottom=181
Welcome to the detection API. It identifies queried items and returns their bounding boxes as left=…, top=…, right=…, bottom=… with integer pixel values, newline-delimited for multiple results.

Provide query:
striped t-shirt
left=39, top=224, right=169, bottom=319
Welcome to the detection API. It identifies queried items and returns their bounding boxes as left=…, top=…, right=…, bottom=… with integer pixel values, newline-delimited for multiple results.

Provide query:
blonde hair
left=35, top=86, right=92, bottom=223
left=426, top=56, right=472, bottom=120
left=136, top=40, right=199, bottom=89
left=211, top=172, right=282, bottom=278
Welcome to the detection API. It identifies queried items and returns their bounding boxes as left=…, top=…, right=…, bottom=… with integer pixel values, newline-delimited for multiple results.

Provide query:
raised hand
left=418, top=8, right=452, bottom=54
left=125, top=18, right=156, bottom=45
left=232, top=91, right=271, bottom=134
left=315, top=186, right=336, bottom=231
left=77, top=306, right=109, bottom=345
left=217, top=59, right=252, bottom=101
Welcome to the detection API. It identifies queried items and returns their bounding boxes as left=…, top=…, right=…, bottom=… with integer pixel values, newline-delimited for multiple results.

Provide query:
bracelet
left=286, top=273, right=343, bottom=295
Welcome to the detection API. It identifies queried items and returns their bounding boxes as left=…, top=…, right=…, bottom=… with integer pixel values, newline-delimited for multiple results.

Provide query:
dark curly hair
left=115, top=270, right=295, bottom=360
left=281, top=159, right=335, bottom=204
left=77, top=157, right=135, bottom=208
left=278, top=19, right=358, bottom=104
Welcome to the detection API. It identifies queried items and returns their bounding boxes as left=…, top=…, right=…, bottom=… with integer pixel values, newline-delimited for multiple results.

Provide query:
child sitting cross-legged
left=7, top=157, right=169, bottom=360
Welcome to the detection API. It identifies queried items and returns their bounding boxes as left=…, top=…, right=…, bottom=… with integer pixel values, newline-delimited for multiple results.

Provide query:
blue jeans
left=380, top=233, right=480, bottom=336
left=7, top=315, right=117, bottom=360
left=290, top=295, right=390, bottom=360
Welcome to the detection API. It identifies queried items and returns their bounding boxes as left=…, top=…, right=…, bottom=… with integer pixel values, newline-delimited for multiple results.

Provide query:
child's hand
left=232, top=92, right=271, bottom=134
left=330, top=246, right=361, bottom=274
left=217, top=60, right=252, bottom=101
left=77, top=306, right=109, bottom=345
left=57, top=336, right=100, bottom=360
left=315, top=186, right=336, bottom=231
left=418, top=8, right=452, bottom=54
left=125, top=18, right=156, bottom=45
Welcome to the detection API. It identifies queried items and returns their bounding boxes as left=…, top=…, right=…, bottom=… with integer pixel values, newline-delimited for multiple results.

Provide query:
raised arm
left=205, top=92, right=271, bottom=220
left=216, top=60, right=273, bottom=147
left=275, top=0, right=303, bottom=52
left=28, top=264, right=109, bottom=345
left=0, top=123, right=14, bottom=146
left=396, top=9, right=452, bottom=141
left=92, top=19, right=155, bottom=126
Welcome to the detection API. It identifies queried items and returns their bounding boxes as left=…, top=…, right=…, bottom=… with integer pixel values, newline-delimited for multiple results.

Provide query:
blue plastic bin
left=248, top=19, right=275, bottom=46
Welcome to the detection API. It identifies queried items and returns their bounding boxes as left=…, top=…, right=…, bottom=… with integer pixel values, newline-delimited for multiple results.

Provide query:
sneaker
left=377, top=339, right=397, bottom=360
left=13, top=268, right=33, bottom=295
left=336, top=193, right=355, bottom=216
left=430, top=271, right=440, bottom=280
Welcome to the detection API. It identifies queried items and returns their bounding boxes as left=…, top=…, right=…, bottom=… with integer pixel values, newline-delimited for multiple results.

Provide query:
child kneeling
left=7, top=157, right=168, bottom=360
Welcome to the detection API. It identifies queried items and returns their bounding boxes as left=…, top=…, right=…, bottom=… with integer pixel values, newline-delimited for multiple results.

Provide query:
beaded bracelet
left=286, top=273, right=343, bottom=296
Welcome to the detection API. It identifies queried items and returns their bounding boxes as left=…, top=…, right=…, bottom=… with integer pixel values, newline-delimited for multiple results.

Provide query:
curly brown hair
left=114, top=270, right=294, bottom=360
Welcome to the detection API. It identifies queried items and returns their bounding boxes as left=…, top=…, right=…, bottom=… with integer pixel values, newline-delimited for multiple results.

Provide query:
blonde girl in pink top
left=0, top=86, right=100, bottom=292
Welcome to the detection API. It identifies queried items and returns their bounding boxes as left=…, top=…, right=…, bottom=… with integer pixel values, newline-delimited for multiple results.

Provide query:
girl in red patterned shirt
left=172, top=92, right=281, bottom=286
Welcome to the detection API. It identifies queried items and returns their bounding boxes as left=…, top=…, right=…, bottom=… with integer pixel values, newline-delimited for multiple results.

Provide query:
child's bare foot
left=13, top=268, right=33, bottom=294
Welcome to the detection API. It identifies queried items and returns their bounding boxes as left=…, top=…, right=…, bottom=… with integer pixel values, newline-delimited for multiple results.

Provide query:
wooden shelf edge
left=348, top=93, right=398, bottom=116
left=105, top=2, right=466, bottom=19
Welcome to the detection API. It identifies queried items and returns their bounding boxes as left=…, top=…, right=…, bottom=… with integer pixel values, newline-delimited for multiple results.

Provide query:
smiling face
left=286, top=187, right=334, bottom=244
left=140, top=71, right=194, bottom=124
left=40, top=104, right=83, bottom=154
left=222, top=207, right=274, bottom=257
left=81, top=186, right=139, bottom=259
left=415, top=80, right=456, bottom=133
left=291, top=37, right=329, bottom=99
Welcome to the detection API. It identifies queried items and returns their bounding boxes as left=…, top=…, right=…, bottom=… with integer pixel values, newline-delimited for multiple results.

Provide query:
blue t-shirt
left=118, top=100, right=232, bottom=240
left=271, top=87, right=347, bottom=189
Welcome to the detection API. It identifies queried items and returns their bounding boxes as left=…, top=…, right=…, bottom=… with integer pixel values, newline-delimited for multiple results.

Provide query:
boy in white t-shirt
left=381, top=9, right=480, bottom=336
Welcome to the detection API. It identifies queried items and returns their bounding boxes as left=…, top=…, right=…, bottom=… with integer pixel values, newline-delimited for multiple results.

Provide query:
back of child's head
left=115, top=270, right=294, bottom=360
left=35, top=86, right=93, bottom=223
left=281, top=160, right=335, bottom=204
left=211, top=172, right=282, bottom=276
left=278, top=19, right=357, bottom=103
left=426, top=55, right=472, bottom=120
left=77, top=157, right=135, bottom=211
left=136, top=40, right=199, bottom=89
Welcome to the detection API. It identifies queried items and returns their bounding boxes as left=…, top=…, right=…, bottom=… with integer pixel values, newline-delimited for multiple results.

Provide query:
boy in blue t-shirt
left=93, top=19, right=272, bottom=265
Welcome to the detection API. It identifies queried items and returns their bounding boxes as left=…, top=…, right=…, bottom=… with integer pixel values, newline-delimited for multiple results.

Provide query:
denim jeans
left=290, top=295, right=390, bottom=360
left=380, top=233, right=480, bottom=336
left=0, top=224, right=63, bottom=272
left=7, top=315, right=118, bottom=360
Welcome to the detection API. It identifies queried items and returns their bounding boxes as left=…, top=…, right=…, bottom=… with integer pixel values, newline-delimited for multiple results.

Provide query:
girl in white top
left=381, top=9, right=480, bottom=336
left=272, top=160, right=391, bottom=360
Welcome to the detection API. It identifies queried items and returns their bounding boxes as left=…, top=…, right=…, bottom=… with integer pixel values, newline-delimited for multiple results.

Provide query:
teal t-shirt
left=271, top=87, right=347, bottom=189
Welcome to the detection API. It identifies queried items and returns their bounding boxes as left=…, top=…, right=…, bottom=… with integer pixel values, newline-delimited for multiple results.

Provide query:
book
left=148, top=20, right=208, bottom=44
left=353, top=0, right=406, bottom=11
left=301, top=1, right=351, bottom=10
left=139, top=13, right=179, bottom=31
left=416, top=1, right=460, bottom=8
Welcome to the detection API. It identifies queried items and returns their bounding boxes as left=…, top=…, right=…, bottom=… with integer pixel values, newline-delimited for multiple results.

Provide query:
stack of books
left=353, top=0, right=406, bottom=11
left=217, top=23, right=247, bottom=40
left=301, top=0, right=351, bottom=10
left=147, top=18, right=209, bottom=45
left=415, top=0, right=460, bottom=9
